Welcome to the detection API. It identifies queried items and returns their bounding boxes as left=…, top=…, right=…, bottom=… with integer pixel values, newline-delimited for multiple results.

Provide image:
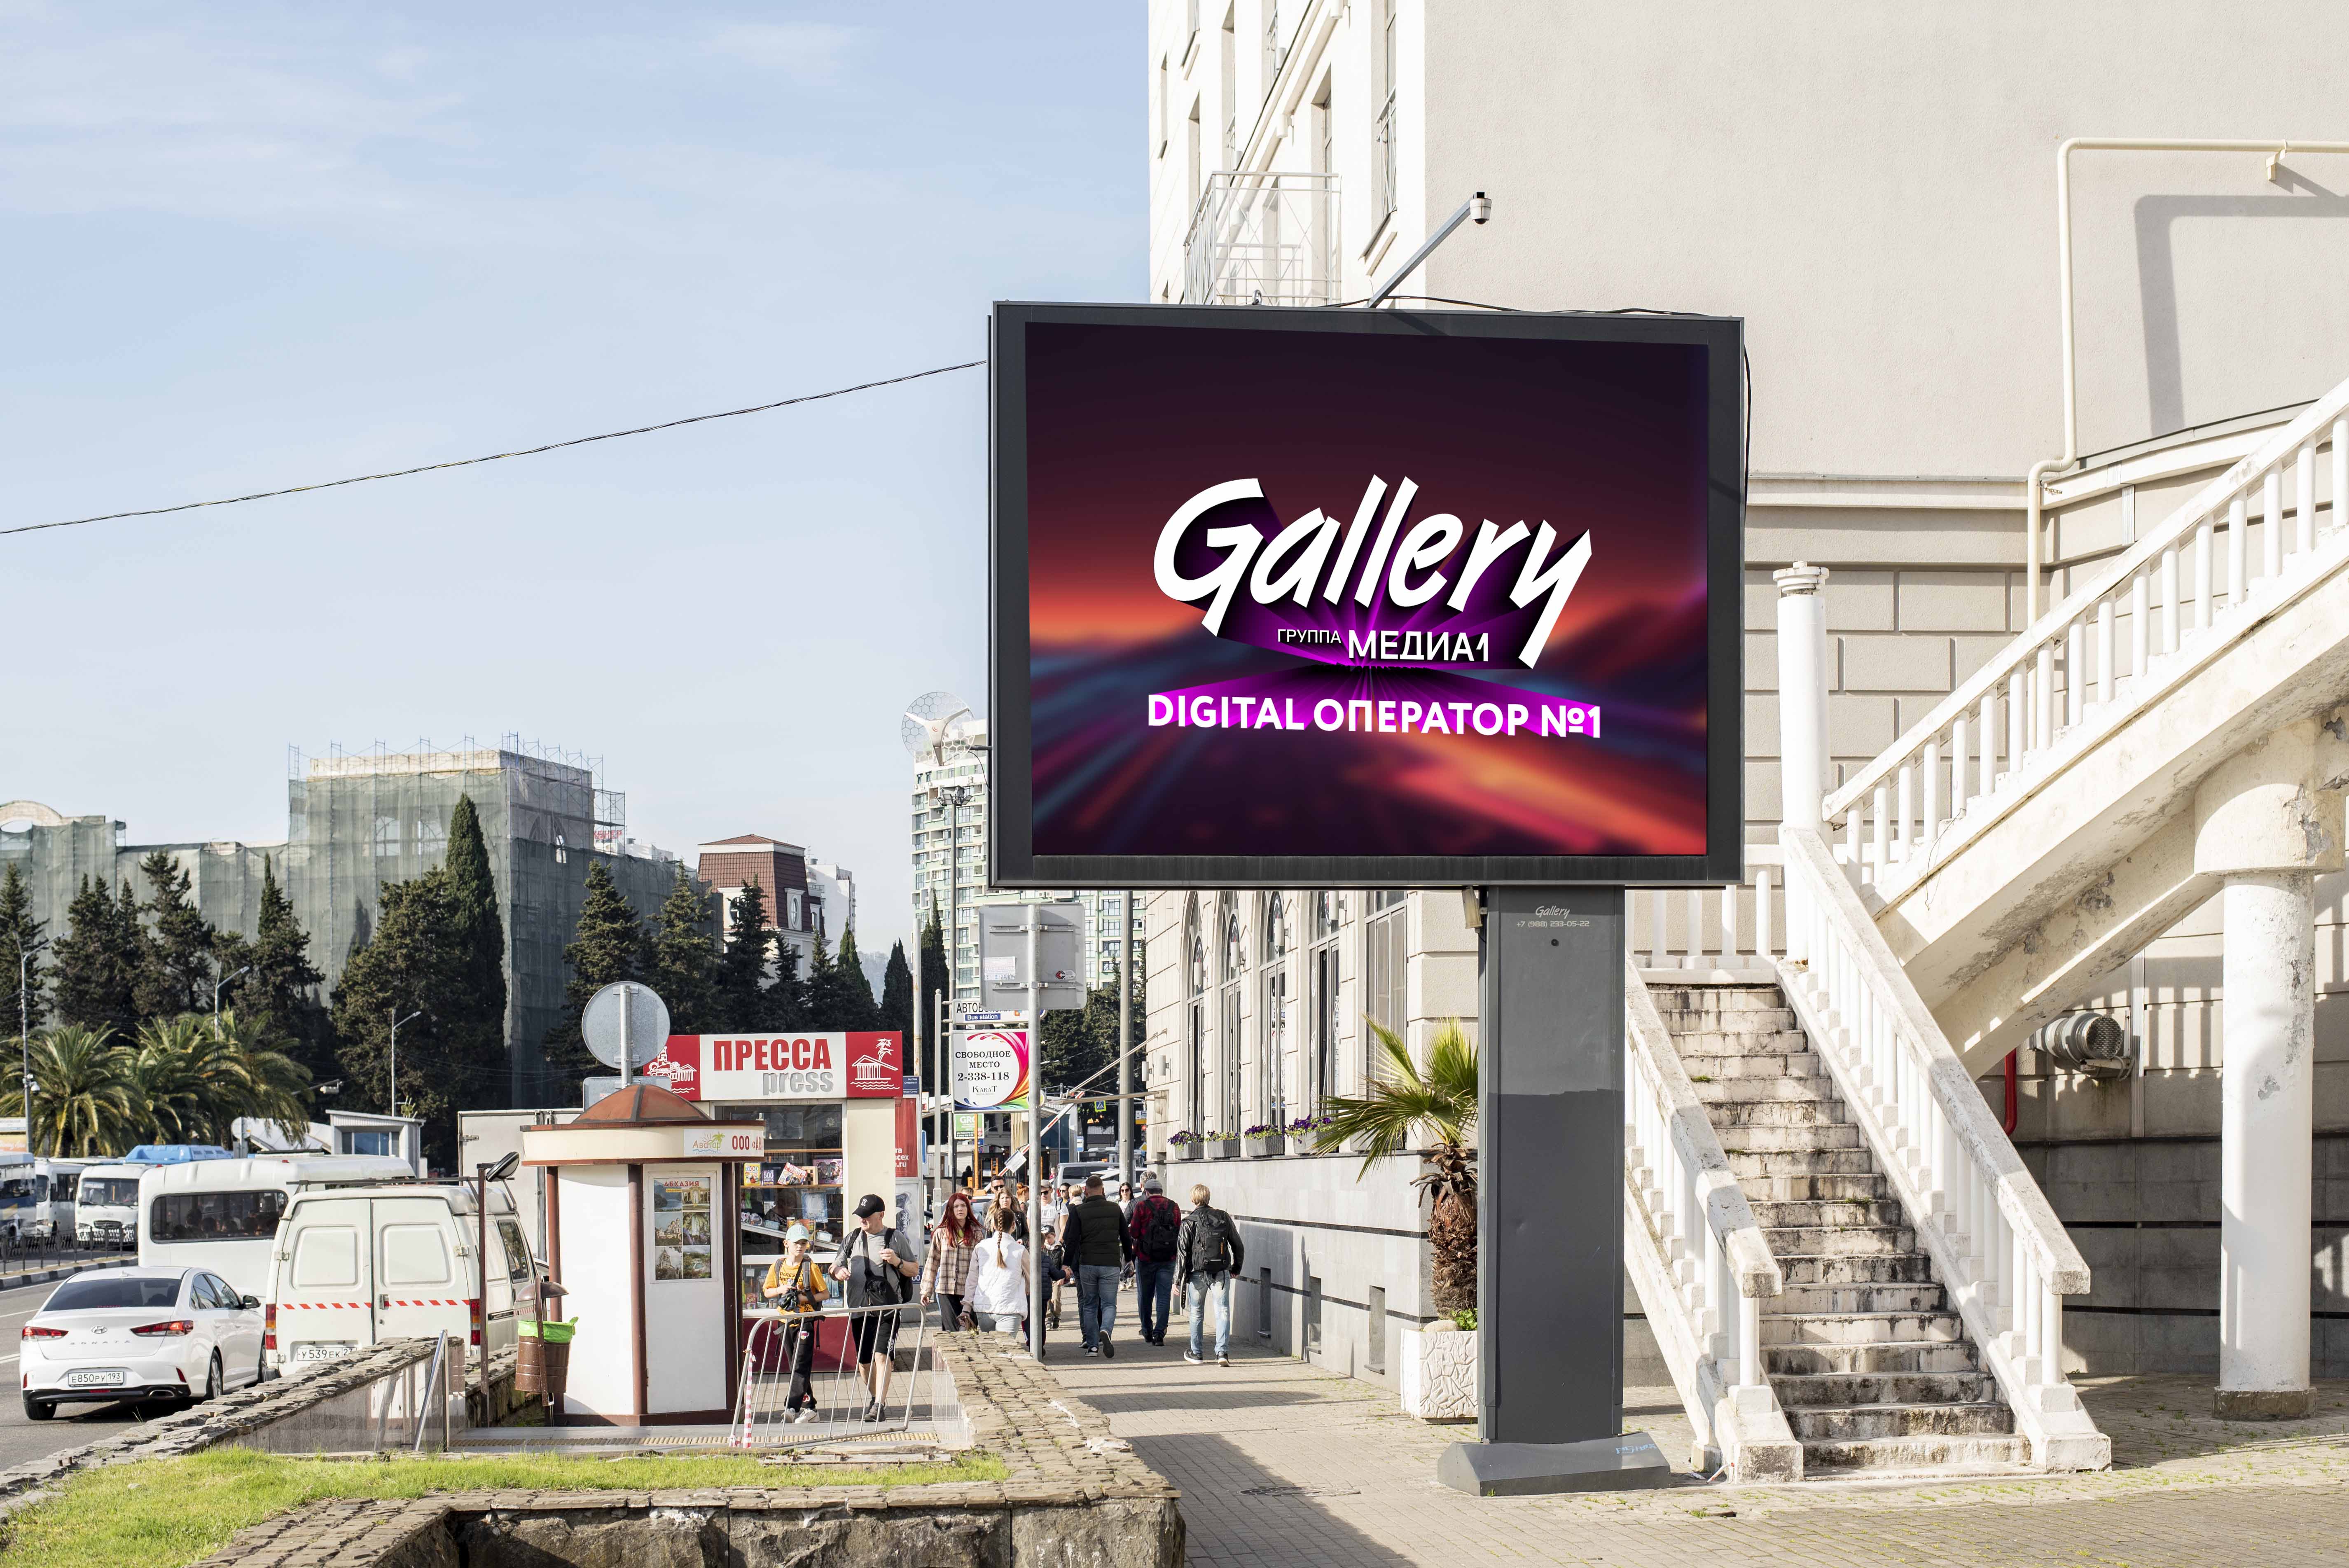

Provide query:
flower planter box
left=1400, top=1324, right=1479, bottom=1422
left=1171, top=1143, right=1202, bottom=1162
left=1206, top=1138, right=1240, bottom=1161
left=1246, top=1135, right=1286, bottom=1158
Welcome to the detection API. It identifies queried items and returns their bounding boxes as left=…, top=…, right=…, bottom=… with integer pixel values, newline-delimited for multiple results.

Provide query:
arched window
left=1308, top=892, right=1341, bottom=1112
left=1261, top=895, right=1290, bottom=1138
left=1218, top=894, right=1243, bottom=1135
left=1185, top=896, right=1205, bottom=1137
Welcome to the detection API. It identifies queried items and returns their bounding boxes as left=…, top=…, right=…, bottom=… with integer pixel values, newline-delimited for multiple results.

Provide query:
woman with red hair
left=921, top=1188, right=983, bottom=1330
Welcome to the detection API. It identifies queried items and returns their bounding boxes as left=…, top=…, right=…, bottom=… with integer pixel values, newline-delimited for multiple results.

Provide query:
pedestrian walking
left=1127, top=1177, right=1183, bottom=1345
left=1061, top=1174, right=1134, bottom=1356
left=921, top=1189, right=982, bottom=1331
left=968, top=1204, right=1029, bottom=1339
left=1174, top=1182, right=1245, bottom=1367
left=832, top=1194, right=921, bottom=1421
left=760, top=1225, right=826, bottom=1422
left=1038, top=1181, right=1069, bottom=1330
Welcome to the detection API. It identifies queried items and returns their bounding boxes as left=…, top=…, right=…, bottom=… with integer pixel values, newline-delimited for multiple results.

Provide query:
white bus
left=72, top=1161, right=151, bottom=1249
left=0, top=1156, right=88, bottom=1244
left=138, top=1154, right=417, bottom=1301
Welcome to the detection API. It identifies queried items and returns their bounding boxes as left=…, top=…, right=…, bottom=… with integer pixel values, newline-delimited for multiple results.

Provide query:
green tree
left=212, top=857, right=332, bottom=1077
left=878, top=939, right=913, bottom=1043
left=1313, top=1018, right=1480, bottom=1311
left=1039, top=979, right=1119, bottom=1096
left=712, top=878, right=773, bottom=1030
left=762, top=931, right=806, bottom=1031
left=441, top=796, right=508, bottom=1080
left=0, top=1024, right=134, bottom=1157
left=917, top=897, right=948, bottom=1093
left=134, top=850, right=217, bottom=1021
left=645, top=865, right=717, bottom=1033
left=129, top=1012, right=311, bottom=1150
left=543, top=862, right=649, bottom=1090
left=804, top=928, right=876, bottom=1031
left=330, top=869, right=475, bottom=1167
left=50, top=877, right=140, bottom=1035
left=0, top=863, right=46, bottom=1038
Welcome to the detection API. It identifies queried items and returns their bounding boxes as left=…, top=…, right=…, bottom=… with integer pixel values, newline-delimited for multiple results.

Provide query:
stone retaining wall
left=173, top=1337, right=1183, bottom=1568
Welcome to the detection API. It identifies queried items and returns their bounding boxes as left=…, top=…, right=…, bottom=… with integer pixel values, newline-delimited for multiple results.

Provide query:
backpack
left=1138, top=1199, right=1180, bottom=1261
left=1189, top=1208, right=1233, bottom=1274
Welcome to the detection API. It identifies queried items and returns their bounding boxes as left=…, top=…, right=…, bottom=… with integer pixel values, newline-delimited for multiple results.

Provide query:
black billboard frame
left=989, top=299, right=1746, bottom=891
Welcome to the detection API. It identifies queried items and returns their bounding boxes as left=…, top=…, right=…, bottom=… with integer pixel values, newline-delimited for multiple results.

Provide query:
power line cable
left=0, top=359, right=986, bottom=540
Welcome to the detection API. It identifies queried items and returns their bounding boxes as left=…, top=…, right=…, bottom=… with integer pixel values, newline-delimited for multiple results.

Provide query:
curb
left=0, top=1257, right=128, bottom=1296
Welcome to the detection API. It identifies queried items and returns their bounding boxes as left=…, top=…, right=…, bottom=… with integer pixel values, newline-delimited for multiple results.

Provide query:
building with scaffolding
left=1, top=736, right=688, bottom=1106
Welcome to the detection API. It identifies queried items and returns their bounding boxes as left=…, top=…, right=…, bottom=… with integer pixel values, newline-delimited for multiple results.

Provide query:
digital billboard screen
left=990, top=302, right=1742, bottom=888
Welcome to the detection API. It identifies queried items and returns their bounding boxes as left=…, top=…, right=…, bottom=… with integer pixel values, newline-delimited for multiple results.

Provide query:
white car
left=19, top=1267, right=264, bottom=1420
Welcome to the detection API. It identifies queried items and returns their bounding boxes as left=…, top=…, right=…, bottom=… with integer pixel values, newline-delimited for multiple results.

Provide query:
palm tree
left=210, top=1009, right=313, bottom=1144
left=1311, top=1017, right=1479, bottom=1311
left=0, top=1025, right=137, bottom=1157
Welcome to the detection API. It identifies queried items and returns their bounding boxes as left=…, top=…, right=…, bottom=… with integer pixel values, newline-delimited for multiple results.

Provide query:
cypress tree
left=813, top=928, right=878, bottom=1031
left=762, top=930, right=806, bottom=1032
left=332, top=869, right=472, bottom=1168
left=135, top=849, right=216, bottom=1020
left=712, top=877, right=773, bottom=1030
left=0, top=865, right=45, bottom=1038
left=542, top=861, right=649, bottom=1089
left=51, top=877, right=139, bottom=1035
left=442, top=796, right=508, bottom=1073
left=879, top=939, right=913, bottom=1043
left=646, top=865, right=717, bottom=1033
left=918, top=896, right=949, bottom=1091
left=216, top=857, right=332, bottom=1076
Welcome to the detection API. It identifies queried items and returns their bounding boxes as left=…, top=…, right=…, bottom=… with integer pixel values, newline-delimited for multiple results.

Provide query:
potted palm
left=1313, top=1017, right=1478, bottom=1421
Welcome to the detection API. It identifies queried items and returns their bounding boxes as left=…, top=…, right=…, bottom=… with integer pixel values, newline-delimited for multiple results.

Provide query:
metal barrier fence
left=732, top=1302, right=946, bottom=1449
left=227, top=1334, right=462, bottom=1455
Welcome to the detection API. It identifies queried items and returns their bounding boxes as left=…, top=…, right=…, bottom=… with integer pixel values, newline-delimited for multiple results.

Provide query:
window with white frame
left=1308, top=891, right=1340, bottom=1111
left=1375, top=0, right=1398, bottom=230
left=1219, top=7, right=1237, bottom=166
left=1186, top=896, right=1207, bottom=1133
left=1220, top=893, right=1244, bottom=1135
left=1260, top=894, right=1289, bottom=1136
left=1364, top=890, right=1407, bottom=1076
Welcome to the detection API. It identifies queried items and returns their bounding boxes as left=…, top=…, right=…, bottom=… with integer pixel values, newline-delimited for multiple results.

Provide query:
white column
left=2195, top=720, right=2335, bottom=1419
left=1774, top=563, right=1832, bottom=828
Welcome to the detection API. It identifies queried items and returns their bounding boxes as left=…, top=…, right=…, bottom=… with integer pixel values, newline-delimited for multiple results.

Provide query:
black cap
left=855, top=1194, right=886, bottom=1218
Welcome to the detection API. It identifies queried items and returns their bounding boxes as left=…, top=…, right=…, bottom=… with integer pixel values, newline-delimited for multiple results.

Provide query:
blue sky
left=1, top=2, right=1141, bottom=966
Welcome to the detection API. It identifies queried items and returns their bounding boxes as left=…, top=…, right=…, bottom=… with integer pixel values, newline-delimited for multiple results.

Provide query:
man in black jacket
left=1060, top=1175, right=1134, bottom=1355
left=1173, top=1183, right=1246, bottom=1367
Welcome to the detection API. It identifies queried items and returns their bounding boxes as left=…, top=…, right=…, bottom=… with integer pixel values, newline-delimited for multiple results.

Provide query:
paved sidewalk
left=1037, top=1298, right=2349, bottom=1567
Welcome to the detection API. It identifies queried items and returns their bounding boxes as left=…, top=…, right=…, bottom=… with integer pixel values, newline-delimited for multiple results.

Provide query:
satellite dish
left=901, top=691, right=978, bottom=769
left=581, top=981, right=671, bottom=1074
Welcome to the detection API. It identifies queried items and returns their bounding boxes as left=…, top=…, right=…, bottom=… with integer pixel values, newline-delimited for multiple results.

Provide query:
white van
left=139, top=1154, right=416, bottom=1302
left=266, top=1183, right=532, bottom=1374
left=74, top=1162, right=148, bottom=1249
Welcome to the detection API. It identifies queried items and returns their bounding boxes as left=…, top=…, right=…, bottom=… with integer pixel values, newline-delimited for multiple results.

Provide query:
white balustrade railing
left=1776, top=828, right=2109, bottom=1470
left=1620, top=956, right=1800, bottom=1482
left=1631, top=847, right=1783, bottom=972
left=1826, top=376, right=2349, bottom=887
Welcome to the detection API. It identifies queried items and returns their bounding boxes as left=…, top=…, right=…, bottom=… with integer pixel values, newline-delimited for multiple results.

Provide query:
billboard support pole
left=1117, top=892, right=1133, bottom=1187
left=1438, top=886, right=1672, bottom=1497
left=1026, top=911, right=1047, bottom=1362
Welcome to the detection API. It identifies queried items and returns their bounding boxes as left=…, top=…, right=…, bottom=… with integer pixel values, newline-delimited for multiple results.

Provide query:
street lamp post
left=19, top=938, right=50, bottom=1160
left=388, top=1008, right=422, bottom=1121
left=212, top=965, right=252, bottom=1031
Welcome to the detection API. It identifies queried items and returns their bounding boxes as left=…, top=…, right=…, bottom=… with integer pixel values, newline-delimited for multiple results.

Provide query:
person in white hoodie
left=968, top=1203, right=1030, bottom=1339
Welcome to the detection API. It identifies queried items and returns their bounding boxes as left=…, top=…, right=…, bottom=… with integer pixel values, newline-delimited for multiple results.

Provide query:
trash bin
left=517, top=1318, right=576, bottom=1416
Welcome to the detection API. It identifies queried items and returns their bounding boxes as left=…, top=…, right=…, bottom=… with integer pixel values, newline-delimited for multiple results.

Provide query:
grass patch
left=1, top=1444, right=1007, bottom=1568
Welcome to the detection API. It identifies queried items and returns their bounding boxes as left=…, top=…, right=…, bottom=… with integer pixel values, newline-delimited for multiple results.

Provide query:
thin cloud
left=703, top=22, right=855, bottom=84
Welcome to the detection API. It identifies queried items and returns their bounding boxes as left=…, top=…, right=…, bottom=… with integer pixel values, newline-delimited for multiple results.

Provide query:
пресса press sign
left=988, top=302, right=1744, bottom=888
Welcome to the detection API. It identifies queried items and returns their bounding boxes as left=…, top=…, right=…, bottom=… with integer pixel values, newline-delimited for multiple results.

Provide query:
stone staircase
left=1655, top=979, right=2027, bottom=1474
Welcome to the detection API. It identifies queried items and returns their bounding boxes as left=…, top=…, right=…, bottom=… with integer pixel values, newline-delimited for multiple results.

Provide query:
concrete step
left=1769, top=1371, right=1997, bottom=1408
left=1738, top=1172, right=1891, bottom=1202
left=1669, top=1030, right=1812, bottom=1054
left=1646, top=987, right=1787, bottom=1014
left=1759, top=1311, right=1963, bottom=1347
left=1777, top=1252, right=1933, bottom=1286
left=1776, top=1281, right=1948, bottom=1316
left=1766, top=1341, right=1981, bottom=1376
left=1785, top=1402, right=2015, bottom=1442
left=1730, top=1150, right=1878, bottom=1179
left=1710, top=1097, right=1850, bottom=1129
left=1680, top=1053, right=1830, bottom=1081
left=1657, top=1006, right=1800, bottom=1032
left=1718, top=1124, right=1865, bottom=1154
left=1688, top=1076, right=1841, bottom=1104
left=1761, top=1225, right=1915, bottom=1257
left=1801, top=1435, right=2031, bottom=1472
left=1751, top=1198, right=1905, bottom=1229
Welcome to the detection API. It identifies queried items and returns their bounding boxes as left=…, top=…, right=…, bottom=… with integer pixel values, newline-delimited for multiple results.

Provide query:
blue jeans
left=1076, top=1264, right=1121, bottom=1348
left=1134, top=1260, right=1176, bottom=1341
left=1186, top=1270, right=1232, bottom=1360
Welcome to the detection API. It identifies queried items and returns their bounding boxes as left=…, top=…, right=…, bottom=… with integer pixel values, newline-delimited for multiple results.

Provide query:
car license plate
left=65, top=1369, right=126, bottom=1388
left=293, top=1343, right=353, bottom=1362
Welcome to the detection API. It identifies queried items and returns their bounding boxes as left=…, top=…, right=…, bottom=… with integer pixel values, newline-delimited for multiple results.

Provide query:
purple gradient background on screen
left=1024, top=318, right=1711, bottom=859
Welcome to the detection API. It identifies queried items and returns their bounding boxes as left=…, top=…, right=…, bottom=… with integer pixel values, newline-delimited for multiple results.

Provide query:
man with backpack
left=1173, top=1182, right=1246, bottom=1367
left=1127, top=1177, right=1184, bottom=1346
